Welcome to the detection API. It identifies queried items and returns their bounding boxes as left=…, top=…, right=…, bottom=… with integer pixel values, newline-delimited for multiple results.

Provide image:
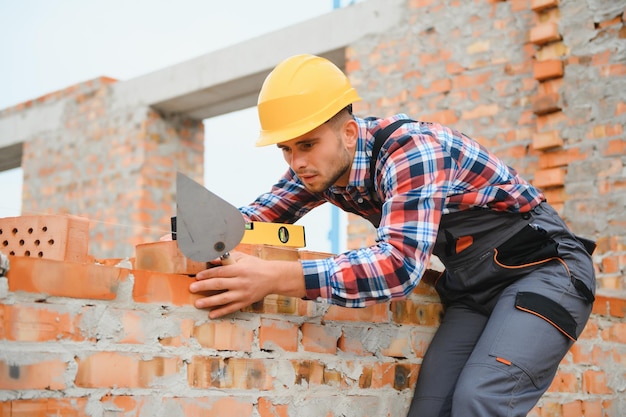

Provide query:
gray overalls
left=407, top=202, right=596, bottom=417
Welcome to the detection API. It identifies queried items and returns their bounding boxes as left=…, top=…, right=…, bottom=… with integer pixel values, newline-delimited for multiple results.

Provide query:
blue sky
left=0, top=0, right=352, bottom=252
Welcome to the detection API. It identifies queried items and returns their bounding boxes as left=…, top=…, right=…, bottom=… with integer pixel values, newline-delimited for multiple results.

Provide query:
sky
left=0, top=0, right=357, bottom=253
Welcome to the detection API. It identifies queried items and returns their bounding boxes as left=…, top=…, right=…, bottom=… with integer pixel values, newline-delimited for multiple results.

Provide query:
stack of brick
left=0, top=214, right=624, bottom=416
left=529, top=0, right=568, bottom=213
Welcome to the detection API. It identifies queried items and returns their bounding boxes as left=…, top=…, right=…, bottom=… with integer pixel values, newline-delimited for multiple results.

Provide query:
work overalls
left=407, top=202, right=596, bottom=417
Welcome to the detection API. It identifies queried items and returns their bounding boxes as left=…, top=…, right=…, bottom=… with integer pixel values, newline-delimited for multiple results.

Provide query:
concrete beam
left=0, top=100, right=64, bottom=155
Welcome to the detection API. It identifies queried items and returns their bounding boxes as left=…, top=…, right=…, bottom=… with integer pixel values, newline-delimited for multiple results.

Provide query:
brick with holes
left=0, top=215, right=91, bottom=263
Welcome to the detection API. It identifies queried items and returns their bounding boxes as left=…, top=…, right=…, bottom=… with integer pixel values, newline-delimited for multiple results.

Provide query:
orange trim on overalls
left=493, top=249, right=571, bottom=275
left=515, top=306, right=577, bottom=342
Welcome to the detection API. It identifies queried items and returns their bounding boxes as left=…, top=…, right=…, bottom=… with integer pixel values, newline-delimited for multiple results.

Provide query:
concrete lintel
left=112, top=0, right=404, bottom=120
left=0, top=100, right=64, bottom=150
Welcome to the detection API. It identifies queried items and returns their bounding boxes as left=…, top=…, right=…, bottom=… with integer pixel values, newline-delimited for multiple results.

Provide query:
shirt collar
left=328, top=114, right=411, bottom=194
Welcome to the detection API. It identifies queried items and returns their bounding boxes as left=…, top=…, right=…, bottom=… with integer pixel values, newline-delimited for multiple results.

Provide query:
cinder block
left=0, top=215, right=91, bottom=263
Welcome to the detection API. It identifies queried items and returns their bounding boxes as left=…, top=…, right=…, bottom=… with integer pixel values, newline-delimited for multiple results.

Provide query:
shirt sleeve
left=302, top=131, right=451, bottom=307
left=239, top=169, right=326, bottom=224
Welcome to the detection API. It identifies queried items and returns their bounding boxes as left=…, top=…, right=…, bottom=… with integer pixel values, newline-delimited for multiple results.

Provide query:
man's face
left=277, top=118, right=358, bottom=193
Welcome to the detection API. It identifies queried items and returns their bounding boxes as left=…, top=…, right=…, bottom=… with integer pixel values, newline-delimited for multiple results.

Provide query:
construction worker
left=188, top=54, right=596, bottom=416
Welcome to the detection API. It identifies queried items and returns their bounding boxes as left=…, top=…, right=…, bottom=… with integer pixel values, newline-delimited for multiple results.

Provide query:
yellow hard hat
left=256, top=54, right=362, bottom=147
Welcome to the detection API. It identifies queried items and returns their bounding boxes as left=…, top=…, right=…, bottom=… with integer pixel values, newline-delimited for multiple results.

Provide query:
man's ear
left=343, top=119, right=359, bottom=148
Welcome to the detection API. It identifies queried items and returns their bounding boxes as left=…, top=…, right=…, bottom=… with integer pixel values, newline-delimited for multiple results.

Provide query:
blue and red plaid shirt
left=240, top=114, right=545, bottom=307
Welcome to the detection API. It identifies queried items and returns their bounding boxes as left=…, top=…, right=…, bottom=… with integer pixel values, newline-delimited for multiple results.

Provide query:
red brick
left=99, top=395, right=255, bottom=417
left=532, top=92, right=561, bottom=115
left=510, top=0, right=531, bottom=12
left=300, top=323, right=340, bottom=354
left=75, top=352, right=181, bottom=388
left=380, top=330, right=412, bottom=358
left=568, top=343, right=593, bottom=364
left=532, top=167, right=566, bottom=188
left=600, top=255, right=619, bottom=274
left=582, top=370, right=612, bottom=394
left=538, top=147, right=587, bottom=169
left=461, top=104, right=500, bottom=120
left=6, top=256, right=128, bottom=300
left=131, top=269, right=198, bottom=306
left=452, top=72, right=493, bottom=89
left=410, top=327, right=436, bottom=358
left=547, top=370, right=580, bottom=392
left=188, top=357, right=273, bottom=390
left=0, top=303, right=85, bottom=342
left=323, top=303, right=389, bottom=322
left=533, top=59, right=564, bottom=81
left=581, top=400, right=603, bottom=417
left=259, top=318, right=299, bottom=352
left=600, top=322, right=626, bottom=344
left=446, top=61, right=465, bottom=75
left=0, top=215, right=91, bottom=263
left=535, top=110, right=568, bottom=131
left=391, top=300, right=442, bottom=326
left=258, top=397, right=289, bottom=417
left=117, top=310, right=147, bottom=344
left=529, top=22, right=561, bottom=45
left=292, top=360, right=325, bottom=386
left=134, top=240, right=207, bottom=274
left=532, top=131, right=563, bottom=150
left=413, top=78, right=452, bottom=98
left=0, top=359, right=67, bottom=390
left=607, top=296, right=626, bottom=318
left=338, top=330, right=372, bottom=356
left=193, top=320, right=254, bottom=351
left=422, top=109, right=459, bottom=125
left=600, top=63, right=626, bottom=77
left=0, top=398, right=89, bottom=417
left=345, top=58, right=361, bottom=73
left=242, top=294, right=314, bottom=316
left=531, top=0, right=558, bottom=12
left=229, top=358, right=273, bottom=390
left=380, top=363, right=419, bottom=391
left=159, top=318, right=195, bottom=347
left=561, top=400, right=583, bottom=417
left=604, top=138, right=626, bottom=156
left=181, top=396, right=255, bottom=417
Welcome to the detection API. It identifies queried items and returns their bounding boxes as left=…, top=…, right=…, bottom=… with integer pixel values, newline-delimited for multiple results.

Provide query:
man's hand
left=188, top=251, right=306, bottom=319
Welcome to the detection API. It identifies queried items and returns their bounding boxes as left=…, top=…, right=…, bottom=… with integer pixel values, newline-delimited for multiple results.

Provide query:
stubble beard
left=304, top=148, right=352, bottom=193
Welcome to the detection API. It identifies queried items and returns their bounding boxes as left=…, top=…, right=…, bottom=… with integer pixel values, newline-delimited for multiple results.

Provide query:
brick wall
left=4, top=77, right=204, bottom=259
left=345, top=0, right=626, bottom=295
left=0, top=217, right=624, bottom=416
left=0, top=0, right=624, bottom=415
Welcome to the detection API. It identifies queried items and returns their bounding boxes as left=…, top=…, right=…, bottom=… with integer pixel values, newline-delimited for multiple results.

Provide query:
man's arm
left=189, top=252, right=305, bottom=319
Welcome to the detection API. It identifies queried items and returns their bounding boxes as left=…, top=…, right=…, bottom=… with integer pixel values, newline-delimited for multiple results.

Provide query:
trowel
left=175, top=172, right=245, bottom=265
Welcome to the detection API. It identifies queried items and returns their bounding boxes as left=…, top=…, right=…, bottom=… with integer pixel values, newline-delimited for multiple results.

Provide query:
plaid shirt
left=240, top=114, right=545, bottom=307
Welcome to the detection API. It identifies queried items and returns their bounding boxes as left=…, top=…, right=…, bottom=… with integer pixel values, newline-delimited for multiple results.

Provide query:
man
left=188, top=54, right=596, bottom=416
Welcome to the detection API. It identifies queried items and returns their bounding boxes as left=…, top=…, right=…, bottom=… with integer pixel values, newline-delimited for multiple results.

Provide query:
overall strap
left=368, top=118, right=416, bottom=189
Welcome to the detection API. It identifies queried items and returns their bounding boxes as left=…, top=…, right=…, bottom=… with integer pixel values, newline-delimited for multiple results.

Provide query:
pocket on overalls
left=494, top=223, right=559, bottom=268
